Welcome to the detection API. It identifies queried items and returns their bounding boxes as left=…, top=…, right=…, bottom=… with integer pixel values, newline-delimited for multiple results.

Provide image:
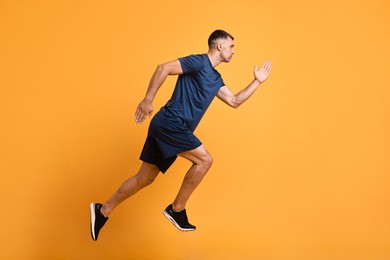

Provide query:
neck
left=207, top=51, right=222, bottom=67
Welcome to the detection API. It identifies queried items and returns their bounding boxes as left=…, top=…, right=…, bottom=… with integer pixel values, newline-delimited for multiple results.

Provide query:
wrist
left=143, top=96, right=153, bottom=103
left=254, top=78, right=262, bottom=84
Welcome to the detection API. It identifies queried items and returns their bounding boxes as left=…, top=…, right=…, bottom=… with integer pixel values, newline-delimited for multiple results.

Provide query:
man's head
left=208, top=29, right=235, bottom=63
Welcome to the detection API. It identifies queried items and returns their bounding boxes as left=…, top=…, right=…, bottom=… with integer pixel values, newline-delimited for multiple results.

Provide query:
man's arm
left=135, top=60, right=183, bottom=124
left=217, top=60, right=272, bottom=108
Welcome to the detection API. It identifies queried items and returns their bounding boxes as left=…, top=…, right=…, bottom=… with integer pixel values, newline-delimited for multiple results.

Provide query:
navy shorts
left=140, top=109, right=202, bottom=173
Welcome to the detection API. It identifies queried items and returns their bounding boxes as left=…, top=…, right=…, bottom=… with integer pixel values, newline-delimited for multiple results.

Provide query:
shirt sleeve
left=178, top=54, right=204, bottom=74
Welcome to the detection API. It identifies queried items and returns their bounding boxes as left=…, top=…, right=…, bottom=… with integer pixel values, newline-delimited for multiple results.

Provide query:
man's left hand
left=254, top=60, right=272, bottom=83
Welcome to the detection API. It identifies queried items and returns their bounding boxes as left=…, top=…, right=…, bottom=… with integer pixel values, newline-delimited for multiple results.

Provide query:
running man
left=90, top=29, right=272, bottom=240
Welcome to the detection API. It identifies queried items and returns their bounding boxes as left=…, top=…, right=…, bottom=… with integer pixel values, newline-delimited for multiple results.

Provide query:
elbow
left=156, top=63, right=165, bottom=72
left=232, top=103, right=241, bottom=109
left=155, top=63, right=170, bottom=77
left=230, top=98, right=242, bottom=109
left=231, top=103, right=239, bottom=109
left=156, top=63, right=175, bottom=76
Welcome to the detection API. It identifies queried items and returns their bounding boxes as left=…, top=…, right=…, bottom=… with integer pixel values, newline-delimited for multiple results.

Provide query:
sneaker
left=90, top=203, right=108, bottom=241
left=163, top=204, right=196, bottom=231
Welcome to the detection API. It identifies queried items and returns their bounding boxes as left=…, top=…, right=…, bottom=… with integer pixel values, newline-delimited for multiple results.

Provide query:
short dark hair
left=208, top=29, right=234, bottom=48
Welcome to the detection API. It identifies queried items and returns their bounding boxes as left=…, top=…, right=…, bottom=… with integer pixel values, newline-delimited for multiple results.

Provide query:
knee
left=200, top=154, right=213, bottom=171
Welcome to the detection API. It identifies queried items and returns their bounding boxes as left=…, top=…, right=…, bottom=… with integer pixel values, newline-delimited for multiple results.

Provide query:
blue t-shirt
left=163, top=54, right=225, bottom=131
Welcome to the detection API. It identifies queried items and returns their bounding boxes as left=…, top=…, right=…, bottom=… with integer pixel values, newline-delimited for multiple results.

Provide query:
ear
left=217, top=43, right=223, bottom=51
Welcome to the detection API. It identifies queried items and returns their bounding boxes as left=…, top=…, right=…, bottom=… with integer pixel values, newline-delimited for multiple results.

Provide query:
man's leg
left=162, top=145, right=212, bottom=231
left=101, top=162, right=160, bottom=217
left=173, top=144, right=213, bottom=211
left=90, top=162, right=160, bottom=240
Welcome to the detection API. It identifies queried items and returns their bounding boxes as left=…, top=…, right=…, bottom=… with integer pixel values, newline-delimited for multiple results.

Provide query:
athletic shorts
left=139, top=108, right=202, bottom=173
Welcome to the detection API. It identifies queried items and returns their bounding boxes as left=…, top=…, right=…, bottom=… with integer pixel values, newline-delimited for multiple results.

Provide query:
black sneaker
left=163, top=204, right=196, bottom=231
left=90, top=203, right=108, bottom=241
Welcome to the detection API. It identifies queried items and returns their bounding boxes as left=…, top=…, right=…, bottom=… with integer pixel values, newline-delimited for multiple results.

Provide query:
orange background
left=1, top=0, right=389, bottom=259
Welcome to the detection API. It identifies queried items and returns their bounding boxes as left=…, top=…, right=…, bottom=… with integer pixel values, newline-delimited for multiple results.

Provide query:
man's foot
left=90, top=203, right=108, bottom=241
left=163, top=204, right=196, bottom=231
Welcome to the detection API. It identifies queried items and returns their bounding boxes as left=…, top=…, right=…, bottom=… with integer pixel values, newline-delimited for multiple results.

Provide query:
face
left=219, top=37, right=235, bottom=63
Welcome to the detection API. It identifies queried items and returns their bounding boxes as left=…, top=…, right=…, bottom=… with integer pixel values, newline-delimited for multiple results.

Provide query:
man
left=90, top=29, right=272, bottom=241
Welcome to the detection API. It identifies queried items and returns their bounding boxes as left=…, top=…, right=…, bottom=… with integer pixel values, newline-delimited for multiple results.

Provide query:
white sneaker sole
left=90, top=203, right=97, bottom=240
left=162, top=210, right=195, bottom=232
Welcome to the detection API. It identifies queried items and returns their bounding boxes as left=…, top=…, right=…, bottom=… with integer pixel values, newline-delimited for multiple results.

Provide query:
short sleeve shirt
left=164, top=54, right=225, bottom=131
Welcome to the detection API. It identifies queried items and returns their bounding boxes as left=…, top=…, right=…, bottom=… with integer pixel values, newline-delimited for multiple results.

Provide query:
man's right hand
left=135, top=99, right=154, bottom=124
